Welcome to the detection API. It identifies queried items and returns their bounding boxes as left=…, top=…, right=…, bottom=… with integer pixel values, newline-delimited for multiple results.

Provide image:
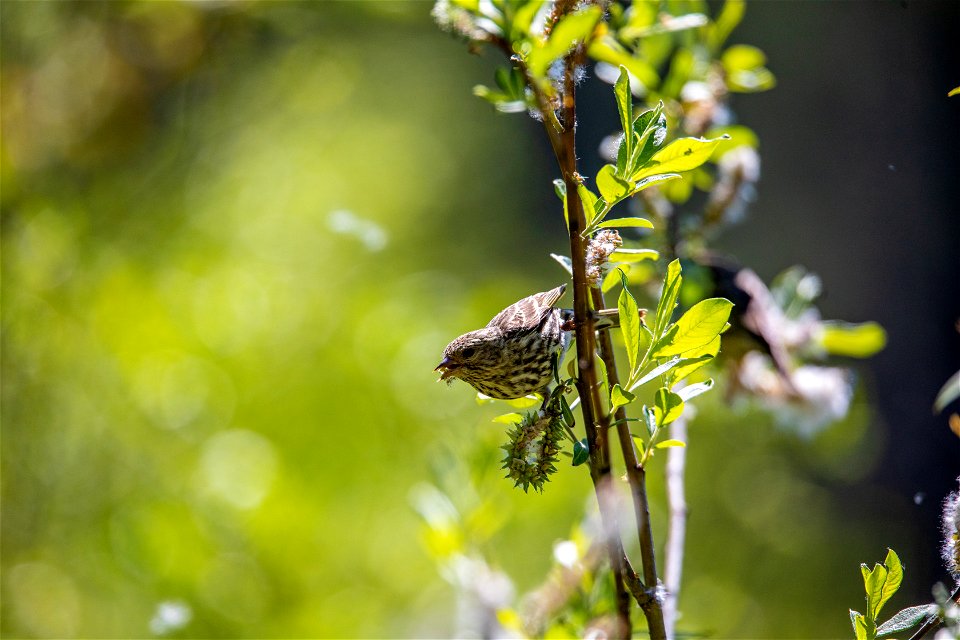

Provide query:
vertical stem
left=663, top=413, right=689, bottom=639
left=592, top=287, right=668, bottom=639
left=552, top=51, right=632, bottom=640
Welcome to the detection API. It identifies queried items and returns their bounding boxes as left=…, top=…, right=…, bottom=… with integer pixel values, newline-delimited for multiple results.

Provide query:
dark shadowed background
left=2, top=1, right=957, bottom=638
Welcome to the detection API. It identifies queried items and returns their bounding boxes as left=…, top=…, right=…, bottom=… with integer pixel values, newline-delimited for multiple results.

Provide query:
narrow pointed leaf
left=577, top=183, right=601, bottom=225
left=618, top=270, right=641, bottom=376
left=492, top=412, right=524, bottom=424
left=655, top=439, right=686, bottom=449
left=632, top=356, right=682, bottom=390
left=641, top=405, right=657, bottom=436
left=609, top=248, right=659, bottom=263
left=614, top=66, right=633, bottom=160
left=597, top=216, right=654, bottom=230
left=676, top=379, right=714, bottom=401
left=655, top=259, right=682, bottom=337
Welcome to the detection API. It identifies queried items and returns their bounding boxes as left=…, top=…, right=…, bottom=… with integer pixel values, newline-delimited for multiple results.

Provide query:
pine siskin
left=436, top=285, right=619, bottom=400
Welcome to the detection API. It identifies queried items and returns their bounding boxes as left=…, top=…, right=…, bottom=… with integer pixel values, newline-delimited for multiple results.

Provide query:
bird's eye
left=461, top=347, right=476, bottom=359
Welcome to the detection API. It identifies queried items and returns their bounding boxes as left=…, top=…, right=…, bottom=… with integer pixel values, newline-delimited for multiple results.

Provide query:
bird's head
left=435, top=327, right=503, bottom=385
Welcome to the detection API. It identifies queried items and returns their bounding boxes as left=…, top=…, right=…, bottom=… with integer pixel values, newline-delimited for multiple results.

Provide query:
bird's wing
left=487, top=284, right=567, bottom=332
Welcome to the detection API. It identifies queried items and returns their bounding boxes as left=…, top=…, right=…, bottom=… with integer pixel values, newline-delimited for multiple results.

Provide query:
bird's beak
left=435, top=356, right=458, bottom=381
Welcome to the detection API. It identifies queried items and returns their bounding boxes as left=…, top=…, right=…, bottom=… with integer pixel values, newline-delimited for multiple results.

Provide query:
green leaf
left=708, top=0, right=745, bottom=51
left=504, top=395, right=541, bottom=409
left=587, top=38, right=659, bottom=92
left=572, top=438, right=590, bottom=466
left=676, top=379, right=714, bottom=402
left=577, top=183, right=601, bottom=225
left=614, top=66, right=633, bottom=162
left=820, top=322, right=886, bottom=358
left=633, top=136, right=730, bottom=182
left=876, top=604, right=936, bottom=636
left=597, top=216, right=654, bottom=230
left=596, top=163, right=632, bottom=203
left=641, top=405, right=657, bottom=436
left=650, top=324, right=679, bottom=358
left=652, top=298, right=733, bottom=357
left=850, top=610, right=869, bottom=640
left=560, top=395, right=575, bottom=428
left=722, top=44, right=767, bottom=72
left=655, top=439, right=686, bottom=449
left=667, top=339, right=720, bottom=385
left=601, top=264, right=626, bottom=292
left=492, top=412, right=523, bottom=424
left=633, top=356, right=682, bottom=389
left=609, top=248, right=659, bottom=264
left=875, top=549, right=903, bottom=618
left=630, top=104, right=667, bottom=171
left=618, top=270, right=641, bottom=376
left=610, top=384, right=636, bottom=413
left=553, top=178, right=567, bottom=200
left=527, top=6, right=603, bottom=77
left=633, top=172, right=682, bottom=193
left=654, top=388, right=684, bottom=426
left=655, top=259, right=682, bottom=338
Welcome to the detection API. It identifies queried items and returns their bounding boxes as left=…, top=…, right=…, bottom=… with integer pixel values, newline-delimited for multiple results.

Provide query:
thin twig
left=663, top=412, right=689, bottom=639
left=591, top=286, right=668, bottom=639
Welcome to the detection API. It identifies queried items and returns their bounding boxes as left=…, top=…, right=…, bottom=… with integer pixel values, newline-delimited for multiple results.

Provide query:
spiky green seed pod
left=500, top=408, right=565, bottom=493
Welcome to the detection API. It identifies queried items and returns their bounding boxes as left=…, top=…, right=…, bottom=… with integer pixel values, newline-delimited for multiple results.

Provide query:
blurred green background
left=2, top=1, right=957, bottom=638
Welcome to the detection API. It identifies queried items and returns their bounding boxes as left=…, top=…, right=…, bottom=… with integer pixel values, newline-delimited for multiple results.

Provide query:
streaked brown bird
left=436, top=285, right=619, bottom=400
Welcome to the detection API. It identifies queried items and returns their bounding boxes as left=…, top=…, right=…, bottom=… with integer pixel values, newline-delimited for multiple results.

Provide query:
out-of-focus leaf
left=652, top=298, right=732, bottom=357
left=934, top=371, right=960, bottom=414
left=618, top=269, right=641, bottom=375
left=655, top=439, right=686, bottom=449
left=722, top=44, right=766, bottom=71
left=620, top=13, right=708, bottom=39
left=504, top=394, right=541, bottom=409
left=597, top=216, right=654, bottom=230
left=654, top=387, right=684, bottom=426
left=949, top=86, right=960, bottom=97
left=676, top=379, right=713, bottom=401
left=633, top=136, right=730, bottom=182
left=492, top=412, right=524, bottom=424
left=722, top=45, right=775, bottom=93
left=588, top=38, right=660, bottom=91
left=609, top=248, right=659, bottom=263
left=709, top=0, right=746, bottom=51
left=527, top=6, right=603, bottom=77
left=820, top=321, right=886, bottom=358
